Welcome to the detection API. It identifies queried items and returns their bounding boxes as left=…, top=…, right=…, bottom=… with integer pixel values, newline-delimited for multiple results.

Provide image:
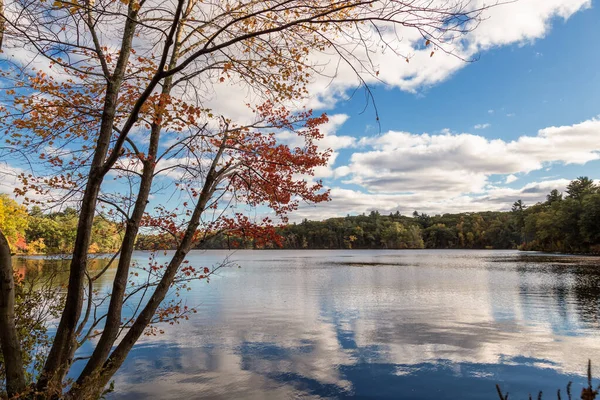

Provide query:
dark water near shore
left=15, top=250, right=600, bottom=399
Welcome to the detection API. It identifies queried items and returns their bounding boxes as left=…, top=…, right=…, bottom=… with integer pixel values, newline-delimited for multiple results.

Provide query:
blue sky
left=286, top=0, right=600, bottom=220
left=364, top=9, right=600, bottom=138
left=1, top=0, right=599, bottom=222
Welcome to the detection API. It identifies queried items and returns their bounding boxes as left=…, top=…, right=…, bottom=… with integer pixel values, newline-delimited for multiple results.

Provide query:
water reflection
left=14, top=250, right=600, bottom=398
left=14, top=255, right=118, bottom=289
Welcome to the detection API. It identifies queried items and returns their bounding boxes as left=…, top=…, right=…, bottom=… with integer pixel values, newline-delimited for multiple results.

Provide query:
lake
left=15, top=249, right=600, bottom=399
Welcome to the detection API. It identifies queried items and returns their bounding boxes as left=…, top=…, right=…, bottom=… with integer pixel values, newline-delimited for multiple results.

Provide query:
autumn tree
left=0, top=0, right=496, bottom=397
left=0, top=195, right=28, bottom=253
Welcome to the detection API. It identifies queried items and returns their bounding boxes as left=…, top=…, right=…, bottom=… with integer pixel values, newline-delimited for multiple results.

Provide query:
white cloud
left=294, top=178, right=582, bottom=221
left=474, top=123, right=491, bottom=130
left=315, top=114, right=356, bottom=151
left=276, top=114, right=353, bottom=151
left=288, top=116, right=600, bottom=220
left=480, top=179, right=572, bottom=205
left=0, top=163, right=22, bottom=196
left=276, top=114, right=355, bottom=180
left=340, top=117, right=600, bottom=197
left=302, top=0, right=591, bottom=103
left=505, top=174, right=518, bottom=184
left=4, top=0, right=591, bottom=123
left=181, top=0, right=593, bottom=119
left=464, top=0, right=591, bottom=50
left=0, top=162, right=75, bottom=209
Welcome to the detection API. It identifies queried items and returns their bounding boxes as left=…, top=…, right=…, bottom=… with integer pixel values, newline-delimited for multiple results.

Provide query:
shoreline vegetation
left=2, top=177, right=600, bottom=256
left=496, top=360, right=599, bottom=400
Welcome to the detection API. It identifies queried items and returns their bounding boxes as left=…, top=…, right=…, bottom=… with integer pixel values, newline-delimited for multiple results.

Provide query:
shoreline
left=12, top=248, right=600, bottom=258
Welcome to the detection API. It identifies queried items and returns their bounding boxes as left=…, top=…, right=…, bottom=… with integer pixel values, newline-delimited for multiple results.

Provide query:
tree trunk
left=74, top=118, right=161, bottom=384
left=36, top=8, right=140, bottom=393
left=0, top=0, right=5, bottom=51
left=69, top=137, right=227, bottom=399
left=0, top=230, right=26, bottom=397
left=75, top=2, right=187, bottom=386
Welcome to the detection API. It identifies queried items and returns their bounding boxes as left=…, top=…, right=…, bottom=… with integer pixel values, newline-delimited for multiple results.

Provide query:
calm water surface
left=17, top=250, right=600, bottom=399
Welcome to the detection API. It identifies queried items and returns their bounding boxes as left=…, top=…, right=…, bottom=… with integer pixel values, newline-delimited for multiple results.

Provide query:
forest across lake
left=2, top=177, right=600, bottom=255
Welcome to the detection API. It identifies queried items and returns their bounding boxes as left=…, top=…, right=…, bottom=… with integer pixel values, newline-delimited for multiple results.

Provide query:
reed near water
left=496, top=361, right=599, bottom=400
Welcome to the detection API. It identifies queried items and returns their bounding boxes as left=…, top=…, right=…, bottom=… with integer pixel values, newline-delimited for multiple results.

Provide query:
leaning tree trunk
left=36, top=7, right=140, bottom=395
left=69, top=134, right=228, bottom=399
left=77, top=21, right=187, bottom=384
left=0, top=230, right=26, bottom=397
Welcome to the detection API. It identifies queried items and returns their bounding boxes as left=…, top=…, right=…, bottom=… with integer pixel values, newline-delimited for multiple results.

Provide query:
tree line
left=3, top=177, right=599, bottom=255
left=0, top=195, right=121, bottom=255
left=133, top=177, right=600, bottom=253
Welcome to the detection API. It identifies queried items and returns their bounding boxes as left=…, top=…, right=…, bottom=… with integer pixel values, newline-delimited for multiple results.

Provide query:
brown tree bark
left=0, top=0, right=5, bottom=51
left=74, top=0, right=188, bottom=387
left=35, top=6, right=141, bottom=395
left=69, top=135, right=228, bottom=399
left=0, top=230, right=26, bottom=398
